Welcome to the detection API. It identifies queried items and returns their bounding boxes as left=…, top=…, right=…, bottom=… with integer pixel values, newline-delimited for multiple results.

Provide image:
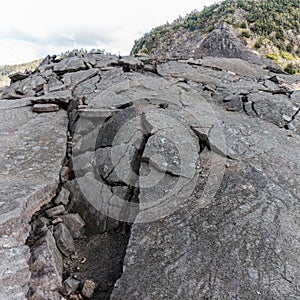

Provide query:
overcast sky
left=0, top=0, right=217, bottom=65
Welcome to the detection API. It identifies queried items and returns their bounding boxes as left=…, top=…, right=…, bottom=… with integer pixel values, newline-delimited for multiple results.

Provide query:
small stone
left=227, top=70, right=236, bottom=76
left=60, top=166, right=70, bottom=183
left=33, top=103, right=59, bottom=113
left=72, top=151, right=94, bottom=177
left=48, top=224, right=54, bottom=234
left=144, top=64, right=156, bottom=72
left=54, top=187, right=70, bottom=206
left=69, top=293, right=80, bottom=300
left=46, top=205, right=66, bottom=218
left=79, top=257, right=86, bottom=264
left=52, top=217, right=63, bottom=225
left=60, top=213, right=85, bottom=239
left=43, top=83, right=49, bottom=94
left=81, top=280, right=96, bottom=299
left=283, top=114, right=293, bottom=122
left=71, top=253, right=79, bottom=260
left=64, top=261, right=71, bottom=268
left=78, top=105, right=89, bottom=109
left=61, top=277, right=81, bottom=296
left=53, top=223, right=75, bottom=256
left=40, top=216, right=50, bottom=225
left=39, top=224, right=48, bottom=233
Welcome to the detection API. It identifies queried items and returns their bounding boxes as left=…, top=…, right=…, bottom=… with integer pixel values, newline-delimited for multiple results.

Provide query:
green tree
left=241, top=30, right=251, bottom=38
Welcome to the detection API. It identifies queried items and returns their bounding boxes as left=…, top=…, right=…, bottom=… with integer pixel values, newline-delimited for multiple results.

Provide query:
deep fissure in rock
left=25, top=188, right=64, bottom=299
left=25, top=103, right=157, bottom=299
left=63, top=108, right=154, bottom=299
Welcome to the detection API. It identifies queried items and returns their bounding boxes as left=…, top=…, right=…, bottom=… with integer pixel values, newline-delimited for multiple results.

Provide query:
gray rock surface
left=108, top=59, right=300, bottom=299
left=81, top=279, right=96, bottom=299
left=53, top=187, right=70, bottom=206
left=62, top=68, right=99, bottom=87
left=31, top=90, right=72, bottom=105
left=9, top=71, right=30, bottom=82
left=0, top=50, right=299, bottom=299
left=0, top=236, right=30, bottom=299
left=61, top=277, right=81, bottom=296
left=0, top=90, right=67, bottom=298
left=46, top=205, right=66, bottom=218
left=53, top=223, right=75, bottom=256
left=53, top=56, right=86, bottom=73
left=28, top=230, right=63, bottom=298
left=59, top=213, right=85, bottom=239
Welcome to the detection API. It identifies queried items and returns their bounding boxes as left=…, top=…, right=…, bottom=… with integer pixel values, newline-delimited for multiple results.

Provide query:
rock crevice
left=0, top=50, right=299, bottom=299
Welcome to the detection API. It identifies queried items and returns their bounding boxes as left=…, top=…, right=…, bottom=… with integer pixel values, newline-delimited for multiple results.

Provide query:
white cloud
left=0, top=0, right=217, bottom=65
left=0, top=39, right=39, bottom=65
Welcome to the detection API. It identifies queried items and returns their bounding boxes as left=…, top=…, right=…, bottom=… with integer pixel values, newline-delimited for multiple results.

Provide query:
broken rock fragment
left=0, top=48, right=300, bottom=300
left=53, top=223, right=76, bottom=257
left=61, top=277, right=81, bottom=296
left=60, top=213, right=85, bottom=239
left=81, top=279, right=96, bottom=299
left=29, top=230, right=63, bottom=296
left=53, top=187, right=70, bottom=206
left=32, top=103, right=59, bottom=113
left=9, top=71, right=30, bottom=82
left=53, top=57, right=86, bottom=73
left=46, top=205, right=66, bottom=218
left=31, top=90, right=72, bottom=105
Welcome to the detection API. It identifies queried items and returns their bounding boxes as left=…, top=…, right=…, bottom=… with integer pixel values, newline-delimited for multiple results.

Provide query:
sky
left=0, top=0, right=218, bottom=66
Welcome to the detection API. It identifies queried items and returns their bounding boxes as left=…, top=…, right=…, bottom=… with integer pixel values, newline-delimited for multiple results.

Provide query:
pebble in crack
left=53, top=223, right=75, bottom=257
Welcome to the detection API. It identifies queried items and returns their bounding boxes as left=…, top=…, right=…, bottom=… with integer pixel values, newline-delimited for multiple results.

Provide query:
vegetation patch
left=131, top=0, right=300, bottom=72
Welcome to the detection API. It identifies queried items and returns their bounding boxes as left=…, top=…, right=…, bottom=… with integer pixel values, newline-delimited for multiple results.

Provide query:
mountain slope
left=0, top=59, right=43, bottom=89
left=131, top=0, right=300, bottom=73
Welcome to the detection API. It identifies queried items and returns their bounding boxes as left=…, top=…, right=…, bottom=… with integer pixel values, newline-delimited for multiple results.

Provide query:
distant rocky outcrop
left=132, top=0, right=300, bottom=73
left=194, top=23, right=264, bottom=64
left=131, top=21, right=283, bottom=69
left=0, top=50, right=300, bottom=300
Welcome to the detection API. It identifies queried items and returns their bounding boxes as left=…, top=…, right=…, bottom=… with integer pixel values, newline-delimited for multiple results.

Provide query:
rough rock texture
left=106, top=60, right=300, bottom=299
left=0, top=50, right=299, bottom=299
left=0, top=97, right=68, bottom=299
left=28, top=230, right=63, bottom=299
left=194, top=23, right=269, bottom=66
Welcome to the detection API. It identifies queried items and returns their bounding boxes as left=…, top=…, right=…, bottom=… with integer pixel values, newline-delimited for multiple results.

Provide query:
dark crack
left=191, top=125, right=231, bottom=159
left=190, top=126, right=212, bottom=153
left=241, top=95, right=250, bottom=116
left=141, top=156, right=183, bottom=178
left=288, top=107, right=300, bottom=123
left=251, top=101, right=259, bottom=117
left=115, top=102, right=134, bottom=110
left=258, top=88, right=293, bottom=96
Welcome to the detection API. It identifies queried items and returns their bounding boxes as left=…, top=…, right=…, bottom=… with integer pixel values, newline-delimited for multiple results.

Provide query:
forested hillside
left=132, top=0, right=300, bottom=73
